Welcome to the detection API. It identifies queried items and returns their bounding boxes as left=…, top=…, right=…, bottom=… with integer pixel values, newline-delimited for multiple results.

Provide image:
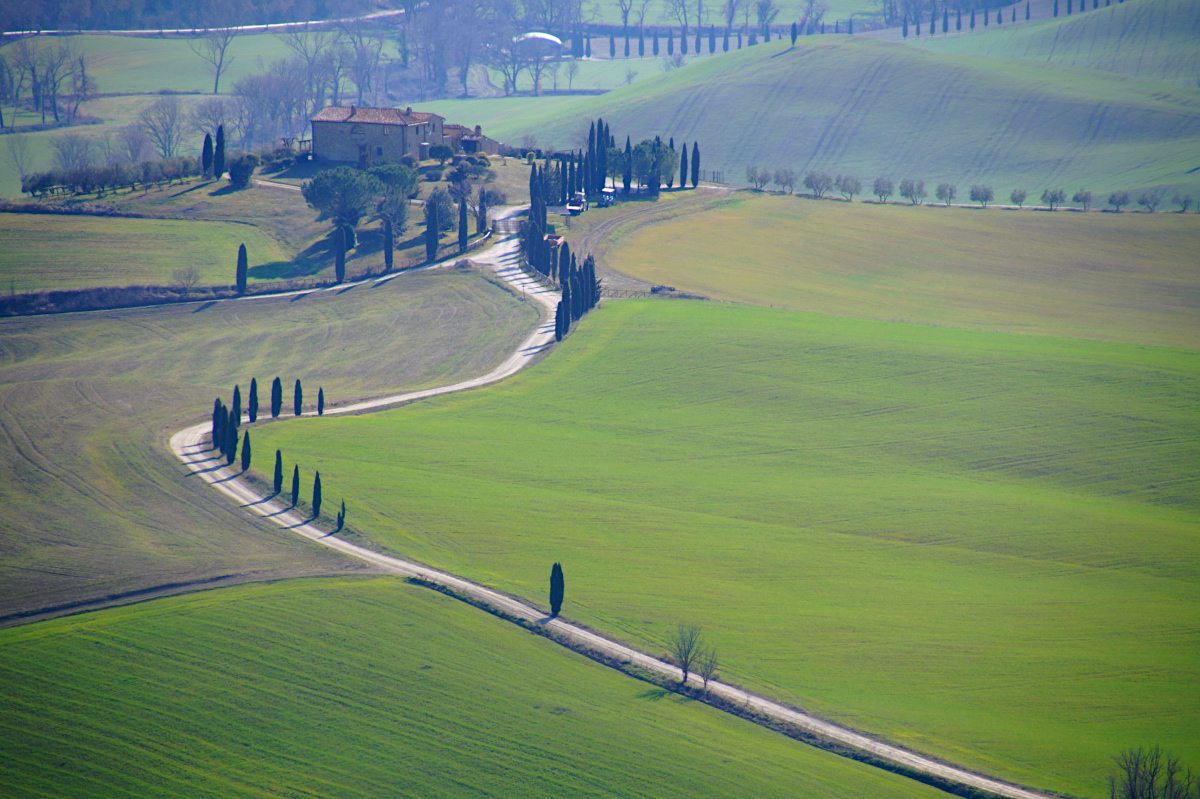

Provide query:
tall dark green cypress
left=549, top=562, right=564, bottom=616
left=291, top=465, right=300, bottom=506
left=425, top=201, right=439, bottom=262
left=554, top=301, right=565, bottom=341
left=232, top=384, right=242, bottom=424
left=318, top=387, right=325, bottom=416
left=957, top=8, right=962, bottom=29
left=1026, top=2, right=1030, bottom=19
left=791, top=21, right=797, bottom=43
left=236, top=243, right=248, bottom=294
left=312, top=471, right=322, bottom=517
left=202, top=134, right=214, bottom=177
left=271, top=377, right=282, bottom=418
left=214, top=124, right=226, bottom=178
left=561, top=280, right=572, bottom=328
left=334, top=227, right=346, bottom=283
left=558, top=242, right=570, bottom=284
left=709, top=25, right=716, bottom=52
left=248, top=377, right=258, bottom=423
left=623, top=136, right=632, bottom=192
left=240, top=431, right=251, bottom=471
left=458, top=198, right=468, bottom=252
left=225, top=420, right=238, bottom=465
left=691, top=142, right=700, bottom=188
left=217, top=403, right=228, bottom=457
left=681, top=143, right=689, bottom=189
left=587, top=122, right=596, bottom=194
left=384, top=219, right=394, bottom=270
left=294, top=379, right=303, bottom=416
left=212, top=398, right=222, bottom=448
left=273, top=449, right=283, bottom=494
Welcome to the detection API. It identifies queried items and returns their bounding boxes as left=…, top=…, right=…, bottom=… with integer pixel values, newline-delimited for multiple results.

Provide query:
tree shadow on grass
left=637, top=688, right=673, bottom=702
left=208, top=184, right=249, bottom=197
left=192, top=300, right=218, bottom=313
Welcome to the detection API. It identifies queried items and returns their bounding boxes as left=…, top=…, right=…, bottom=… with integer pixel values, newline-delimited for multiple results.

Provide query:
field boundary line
left=170, top=209, right=1057, bottom=799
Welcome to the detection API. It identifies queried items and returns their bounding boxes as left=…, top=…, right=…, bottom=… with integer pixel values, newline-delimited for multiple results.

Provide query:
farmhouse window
left=384, top=126, right=391, bottom=135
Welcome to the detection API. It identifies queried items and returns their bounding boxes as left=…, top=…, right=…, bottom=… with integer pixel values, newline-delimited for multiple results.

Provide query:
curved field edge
left=0, top=576, right=954, bottom=799
left=251, top=298, right=1200, bottom=797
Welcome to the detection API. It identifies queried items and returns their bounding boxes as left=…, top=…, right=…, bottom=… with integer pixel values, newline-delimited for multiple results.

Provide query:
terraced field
left=0, top=576, right=951, bottom=799
left=253, top=298, right=1200, bottom=797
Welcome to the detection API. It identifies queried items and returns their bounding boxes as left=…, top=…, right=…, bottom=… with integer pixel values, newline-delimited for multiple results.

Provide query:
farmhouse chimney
left=350, top=104, right=356, bottom=117
left=406, top=106, right=412, bottom=115
left=475, top=125, right=482, bottom=135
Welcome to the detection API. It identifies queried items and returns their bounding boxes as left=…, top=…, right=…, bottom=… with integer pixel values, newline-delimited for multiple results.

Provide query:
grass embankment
left=601, top=192, right=1200, bottom=348
left=0, top=213, right=288, bottom=292
left=0, top=576, right=949, bottom=798
left=916, top=0, right=1200, bottom=87
left=254, top=299, right=1200, bottom=797
left=0, top=266, right=538, bottom=618
left=426, top=35, right=1200, bottom=198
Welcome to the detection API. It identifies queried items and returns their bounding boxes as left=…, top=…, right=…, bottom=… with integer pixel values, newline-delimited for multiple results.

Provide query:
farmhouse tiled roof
left=310, top=105, right=443, bottom=125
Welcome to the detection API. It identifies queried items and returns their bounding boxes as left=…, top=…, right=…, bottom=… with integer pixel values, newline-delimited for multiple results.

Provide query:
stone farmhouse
left=309, top=105, right=501, bottom=163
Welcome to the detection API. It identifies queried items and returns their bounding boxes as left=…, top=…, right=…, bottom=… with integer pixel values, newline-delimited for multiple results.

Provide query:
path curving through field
left=170, top=209, right=1053, bottom=799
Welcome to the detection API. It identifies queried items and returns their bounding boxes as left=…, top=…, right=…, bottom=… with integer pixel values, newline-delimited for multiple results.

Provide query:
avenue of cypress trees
left=425, top=201, right=439, bottom=262
left=271, top=376, right=282, bottom=418
left=334, top=227, right=346, bottom=283
left=291, top=465, right=300, bottom=506
left=312, top=471, right=322, bottom=517
left=318, top=387, right=325, bottom=416
left=214, top=124, right=226, bottom=178
left=458, top=198, right=468, bottom=252
left=294, top=379, right=303, bottom=416
left=225, top=421, right=238, bottom=465
left=273, top=450, right=283, bottom=494
left=549, top=562, right=565, bottom=617
left=241, top=431, right=251, bottom=471
left=232, top=384, right=242, bottom=425
left=202, top=134, right=213, bottom=178
left=236, top=243, right=248, bottom=294
left=248, top=377, right=258, bottom=423
left=681, top=143, right=689, bottom=188
left=384, top=219, right=394, bottom=270
left=555, top=301, right=565, bottom=341
left=691, top=143, right=700, bottom=188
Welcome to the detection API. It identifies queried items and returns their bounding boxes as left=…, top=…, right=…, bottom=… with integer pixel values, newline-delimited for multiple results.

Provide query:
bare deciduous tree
left=188, top=29, right=239, bottom=94
left=667, top=622, right=704, bottom=684
left=698, top=647, right=719, bottom=692
left=566, top=59, right=580, bottom=90
left=722, top=0, right=747, bottom=31
left=6, top=134, right=34, bottom=179
left=1108, top=746, right=1197, bottom=799
left=139, top=96, right=186, bottom=159
left=50, top=132, right=95, bottom=172
left=756, top=0, right=780, bottom=34
left=119, top=124, right=151, bottom=163
left=173, top=266, right=201, bottom=293
left=189, top=96, right=233, bottom=140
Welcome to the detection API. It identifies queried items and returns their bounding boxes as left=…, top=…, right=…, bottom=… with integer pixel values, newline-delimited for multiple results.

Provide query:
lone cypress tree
left=691, top=142, right=700, bottom=188
left=291, top=465, right=300, bottom=506
left=791, top=21, right=797, bottom=43
left=318, top=387, right=325, bottom=416
left=202, top=134, right=214, bottom=177
left=609, top=33, right=615, bottom=57
left=273, top=449, right=283, bottom=494
left=236, top=243, right=248, bottom=294
left=214, top=124, right=226, bottom=178
left=271, top=377, right=282, bottom=418
left=549, top=562, right=565, bottom=617
left=241, top=431, right=251, bottom=471
left=312, top=471, right=322, bottom=517
left=212, top=398, right=222, bottom=448
left=458, top=198, right=468, bottom=252
left=680, top=143, right=689, bottom=189
left=232, top=384, right=242, bottom=425
left=336, top=500, right=346, bottom=531
left=334, top=227, right=346, bottom=283
left=384, top=219, right=394, bottom=270
left=425, top=202, right=439, bottom=262
left=1026, top=1, right=1030, bottom=19
left=294, top=379, right=303, bottom=416
left=248, top=377, right=258, bottom=423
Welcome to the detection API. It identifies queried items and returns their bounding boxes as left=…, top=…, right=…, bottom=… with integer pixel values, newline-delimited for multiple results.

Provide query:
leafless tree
left=667, top=622, right=704, bottom=684
left=565, top=59, right=579, bottom=90
left=189, top=97, right=233, bottom=140
left=38, top=41, right=77, bottom=123
left=874, top=0, right=900, bottom=26
left=637, top=0, right=656, bottom=27
left=173, top=266, right=201, bottom=294
left=722, top=0, right=747, bottom=30
left=756, top=0, right=780, bottom=34
left=6, top=135, right=34, bottom=179
left=800, top=0, right=828, bottom=32
left=698, top=647, right=719, bottom=692
left=119, top=125, right=151, bottom=163
left=746, top=165, right=769, bottom=189
left=50, top=132, right=95, bottom=172
left=280, top=29, right=334, bottom=121
left=67, top=55, right=97, bottom=122
left=1172, top=193, right=1193, bottom=213
left=1108, top=746, right=1197, bottom=799
left=339, top=16, right=386, bottom=105
left=624, top=67, right=638, bottom=85
left=664, top=0, right=691, bottom=38
left=617, top=0, right=637, bottom=30
left=188, top=29, right=239, bottom=94
left=139, top=96, right=186, bottom=159
left=803, top=170, right=833, bottom=197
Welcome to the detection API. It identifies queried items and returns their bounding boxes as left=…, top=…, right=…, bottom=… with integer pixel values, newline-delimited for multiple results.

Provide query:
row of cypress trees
left=270, top=452, right=342, bottom=527
left=211, top=377, right=328, bottom=460
left=555, top=252, right=600, bottom=341
left=200, top=124, right=227, bottom=180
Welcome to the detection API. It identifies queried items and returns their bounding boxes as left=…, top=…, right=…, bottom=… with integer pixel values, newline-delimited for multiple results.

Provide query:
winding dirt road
left=171, top=211, right=1053, bottom=799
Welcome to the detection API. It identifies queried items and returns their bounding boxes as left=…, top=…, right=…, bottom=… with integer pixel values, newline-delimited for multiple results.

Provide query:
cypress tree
left=232, top=384, right=242, bottom=425
left=212, top=398, right=222, bottom=448
left=695, top=26, right=702, bottom=53
left=336, top=500, right=345, bottom=531
left=639, top=28, right=645, bottom=55
left=902, top=16, right=908, bottom=36
left=558, top=242, right=571, bottom=284
left=236, top=242, right=248, bottom=294
left=334, top=227, right=346, bottom=283
left=291, top=465, right=300, bottom=506
left=791, top=21, right=797, bottom=44
left=997, top=8, right=1002, bottom=23
left=849, top=18, right=854, bottom=33
left=241, top=431, right=251, bottom=471
left=312, top=471, right=322, bottom=517
left=585, top=36, right=591, bottom=58
left=271, top=376, right=282, bottom=418
left=561, top=280, right=572, bottom=328
left=723, top=29, right=729, bottom=50
left=653, top=29, right=659, bottom=55
left=943, top=9, right=948, bottom=31
left=609, top=33, right=615, bottom=57
left=216, top=403, right=228, bottom=456
left=983, top=6, right=988, bottom=24
left=623, top=136, right=632, bottom=192
left=384, top=219, right=393, bottom=270
left=554, top=300, right=565, bottom=341
left=1026, top=2, right=1030, bottom=19
left=1067, top=0, right=1071, bottom=13
left=691, top=142, right=700, bottom=188
left=248, top=377, right=258, bottom=423
left=956, top=8, right=962, bottom=29
left=681, top=25, right=688, bottom=54
left=202, top=134, right=213, bottom=177
left=549, top=562, right=564, bottom=617
left=273, top=449, right=283, bottom=494
left=318, top=387, right=325, bottom=416
left=681, top=143, right=689, bottom=189
left=293, top=379, right=302, bottom=416
left=667, top=27, right=674, bottom=55
left=458, top=198, right=468, bottom=252
left=737, top=30, right=742, bottom=47
left=624, top=33, right=630, bottom=57
left=970, top=8, right=975, bottom=28
left=1053, top=0, right=1058, bottom=16
left=214, top=124, right=226, bottom=178
left=587, top=122, right=596, bottom=193
left=225, top=421, right=238, bottom=465
left=425, top=201, right=439, bottom=262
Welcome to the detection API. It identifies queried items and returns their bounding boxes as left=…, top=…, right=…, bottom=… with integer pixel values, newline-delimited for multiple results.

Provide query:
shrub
left=228, top=154, right=258, bottom=189
left=424, top=169, right=443, bottom=182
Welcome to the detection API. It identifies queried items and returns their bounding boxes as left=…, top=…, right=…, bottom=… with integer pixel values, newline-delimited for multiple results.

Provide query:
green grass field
left=0, top=576, right=952, bottom=798
left=0, top=266, right=538, bottom=619
left=916, top=0, right=1200, bottom=87
left=426, top=35, right=1200, bottom=198
left=0, top=213, right=290, bottom=292
left=252, top=299, right=1200, bottom=797
left=599, top=192, right=1200, bottom=348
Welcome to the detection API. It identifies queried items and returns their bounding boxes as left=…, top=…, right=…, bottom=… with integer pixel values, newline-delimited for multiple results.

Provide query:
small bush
left=228, top=154, right=259, bottom=189
left=424, top=169, right=443, bottom=182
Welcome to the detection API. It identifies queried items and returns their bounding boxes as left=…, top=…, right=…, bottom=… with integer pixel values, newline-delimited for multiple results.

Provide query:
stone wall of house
left=312, top=118, right=444, bottom=163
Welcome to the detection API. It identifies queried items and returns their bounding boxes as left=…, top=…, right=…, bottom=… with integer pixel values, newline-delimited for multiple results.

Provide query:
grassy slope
left=600, top=192, right=1200, bottom=348
left=254, top=300, right=1200, bottom=797
left=915, top=0, right=1200, bottom=87
left=425, top=36, right=1200, bottom=198
left=0, top=576, right=950, bottom=799
left=0, top=214, right=289, bottom=292
left=0, top=266, right=538, bottom=618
